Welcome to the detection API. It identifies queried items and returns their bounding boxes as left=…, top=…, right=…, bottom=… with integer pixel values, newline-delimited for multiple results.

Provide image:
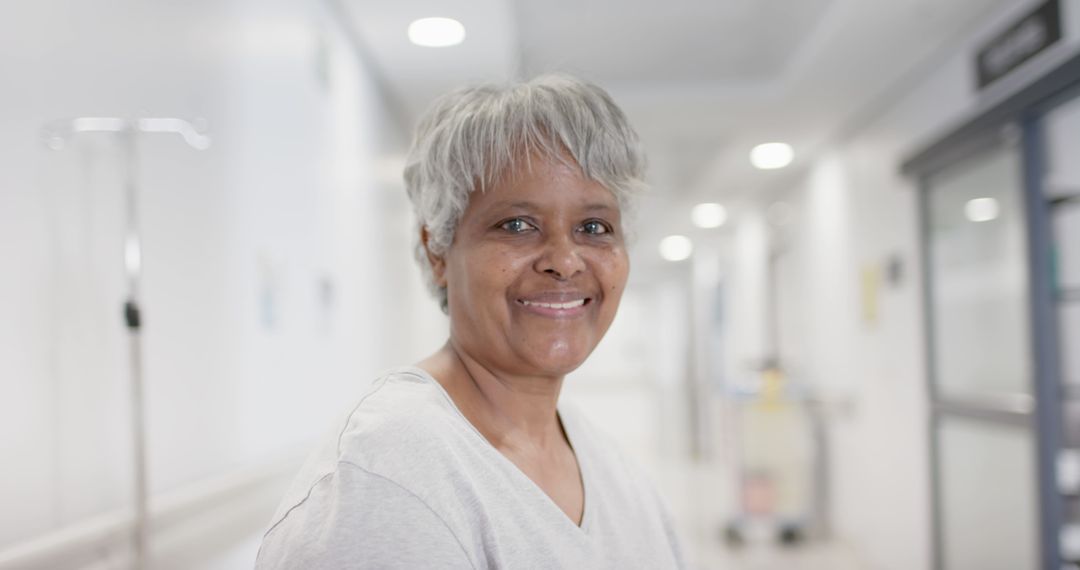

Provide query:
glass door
left=923, top=138, right=1040, bottom=570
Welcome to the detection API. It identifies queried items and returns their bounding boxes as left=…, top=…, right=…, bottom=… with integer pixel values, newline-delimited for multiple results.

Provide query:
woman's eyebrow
left=582, top=203, right=617, bottom=214
left=474, top=200, right=537, bottom=213
left=501, top=201, right=539, bottom=211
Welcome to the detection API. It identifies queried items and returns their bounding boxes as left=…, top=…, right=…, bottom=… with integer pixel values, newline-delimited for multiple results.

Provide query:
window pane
left=1044, top=95, right=1080, bottom=201
left=927, top=145, right=1032, bottom=398
left=1053, top=202, right=1080, bottom=293
left=939, top=417, right=1038, bottom=570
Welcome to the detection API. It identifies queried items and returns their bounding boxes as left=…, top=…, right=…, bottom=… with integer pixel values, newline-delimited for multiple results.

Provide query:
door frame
left=904, top=52, right=1080, bottom=570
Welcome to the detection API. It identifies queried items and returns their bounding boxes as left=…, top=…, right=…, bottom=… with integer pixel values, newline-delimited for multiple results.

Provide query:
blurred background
left=2, top=0, right=1080, bottom=568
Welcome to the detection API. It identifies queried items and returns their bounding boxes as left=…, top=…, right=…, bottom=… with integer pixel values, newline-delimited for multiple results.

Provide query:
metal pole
left=121, top=126, right=149, bottom=570
left=41, top=117, right=208, bottom=570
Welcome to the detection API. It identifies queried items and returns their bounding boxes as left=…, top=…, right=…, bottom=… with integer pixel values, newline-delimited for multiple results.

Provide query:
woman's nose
left=536, top=233, right=586, bottom=280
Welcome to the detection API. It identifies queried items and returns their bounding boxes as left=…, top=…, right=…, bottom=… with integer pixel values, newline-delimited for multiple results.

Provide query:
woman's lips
left=515, top=294, right=593, bottom=318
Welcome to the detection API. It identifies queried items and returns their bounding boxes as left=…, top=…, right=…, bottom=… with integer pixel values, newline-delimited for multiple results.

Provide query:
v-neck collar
left=395, top=366, right=594, bottom=535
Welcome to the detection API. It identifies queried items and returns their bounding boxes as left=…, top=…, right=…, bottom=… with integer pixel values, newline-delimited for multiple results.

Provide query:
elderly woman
left=256, top=75, right=685, bottom=568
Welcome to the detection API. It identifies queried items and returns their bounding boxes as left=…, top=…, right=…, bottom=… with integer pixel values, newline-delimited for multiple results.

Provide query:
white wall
left=727, top=208, right=771, bottom=383
left=0, top=0, right=419, bottom=561
left=747, top=0, right=1080, bottom=568
left=774, top=145, right=929, bottom=570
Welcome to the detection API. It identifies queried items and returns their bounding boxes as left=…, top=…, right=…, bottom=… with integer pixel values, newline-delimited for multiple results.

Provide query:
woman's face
left=430, top=153, right=630, bottom=378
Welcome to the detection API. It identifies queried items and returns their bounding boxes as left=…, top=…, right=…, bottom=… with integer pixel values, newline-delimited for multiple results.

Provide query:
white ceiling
left=340, top=0, right=518, bottom=125
left=514, top=0, right=835, bottom=83
left=340, top=0, right=1012, bottom=270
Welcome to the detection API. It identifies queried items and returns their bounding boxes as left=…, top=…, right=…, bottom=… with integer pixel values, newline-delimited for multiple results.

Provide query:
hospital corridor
left=3, top=0, right=1080, bottom=568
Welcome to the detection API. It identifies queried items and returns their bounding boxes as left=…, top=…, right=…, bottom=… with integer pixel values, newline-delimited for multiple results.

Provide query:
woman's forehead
left=468, top=161, right=620, bottom=214
left=484, top=145, right=581, bottom=187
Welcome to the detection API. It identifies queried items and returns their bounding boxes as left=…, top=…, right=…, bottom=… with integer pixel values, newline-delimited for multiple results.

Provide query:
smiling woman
left=432, top=154, right=629, bottom=379
left=255, top=75, right=685, bottom=569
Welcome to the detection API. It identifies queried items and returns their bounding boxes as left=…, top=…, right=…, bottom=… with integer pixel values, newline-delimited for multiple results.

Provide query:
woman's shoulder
left=264, top=367, right=481, bottom=536
left=333, top=366, right=472, bottom=467
left=258, top=367, right=480, bottom=568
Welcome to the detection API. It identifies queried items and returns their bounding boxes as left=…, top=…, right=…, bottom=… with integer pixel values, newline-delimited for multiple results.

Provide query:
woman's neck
left=419, top=342, right=567, bottom=452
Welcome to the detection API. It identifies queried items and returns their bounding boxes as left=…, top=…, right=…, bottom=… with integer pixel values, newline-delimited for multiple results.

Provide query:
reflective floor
left=660, top=461, right=866, bottom=570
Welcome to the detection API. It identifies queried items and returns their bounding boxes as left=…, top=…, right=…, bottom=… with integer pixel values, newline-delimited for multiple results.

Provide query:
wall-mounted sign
left=976, top=0, right=1062, bottom=90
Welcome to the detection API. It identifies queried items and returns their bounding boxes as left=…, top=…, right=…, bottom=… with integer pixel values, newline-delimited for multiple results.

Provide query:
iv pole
left=41, top=118, right=210, bottom=569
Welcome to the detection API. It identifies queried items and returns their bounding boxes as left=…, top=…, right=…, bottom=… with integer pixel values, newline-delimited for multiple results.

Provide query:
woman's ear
left=420, top=226, right=448, bottom=288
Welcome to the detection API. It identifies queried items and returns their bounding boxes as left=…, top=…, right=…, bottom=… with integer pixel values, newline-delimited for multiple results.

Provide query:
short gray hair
left=403, top=74, right=647, bottom=312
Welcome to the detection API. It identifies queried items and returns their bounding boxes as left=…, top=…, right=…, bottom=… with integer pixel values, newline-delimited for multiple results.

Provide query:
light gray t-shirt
left=255, top=367, right=685, bottom=569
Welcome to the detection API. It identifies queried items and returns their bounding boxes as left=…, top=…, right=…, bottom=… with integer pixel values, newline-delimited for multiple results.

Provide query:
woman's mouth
left=515, top=295, right=593, bottom=317
left=520, top=299, right=587, bottom=309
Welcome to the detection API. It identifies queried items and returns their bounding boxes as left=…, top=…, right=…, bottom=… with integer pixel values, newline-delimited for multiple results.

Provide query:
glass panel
left=939, top=418, right=1039, bottom=570
left=1056, top=202, right=1080, bottom=292
left=1049, top=94, right=1080, bottom=397
left=1044, top=89, right=1080, bottom=562
left=1063, top=302, right=1080, bottom=390
left=927, top=144, right=1032, bottom=398
left=1065, top=398, right=1080, bottom=448
left=1044, top=96, right=1080, bottom=201
left=1045, top=96, right=1080, bottom=394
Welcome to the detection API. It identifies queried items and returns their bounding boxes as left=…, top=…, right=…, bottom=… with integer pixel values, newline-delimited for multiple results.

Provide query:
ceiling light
left=659, top=235, right=693, bottom=261
left=750, top=142, right=794, bottom=170
left=407, top=17, right=466, bottom=47
left=965, top=197, right=1000, bottom=222
left=692, top=203, right=727, bottom=229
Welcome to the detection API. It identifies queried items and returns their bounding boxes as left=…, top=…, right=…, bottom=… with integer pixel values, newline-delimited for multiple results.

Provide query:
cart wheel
left=777, top=522, right=804, bottom=546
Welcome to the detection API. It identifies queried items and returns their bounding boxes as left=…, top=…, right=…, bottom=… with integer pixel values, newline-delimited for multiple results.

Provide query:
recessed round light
left=691, top=203, right=728, bottom=229
left=965, top=197, right=1000, bottom=222
left=407, top=17, right=466, bottom=47
left=659, top=235, right=693, bottom=261
left=750, top=142, right=794, bottom=170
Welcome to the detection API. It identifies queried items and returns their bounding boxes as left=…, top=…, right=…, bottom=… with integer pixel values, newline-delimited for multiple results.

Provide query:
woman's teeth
left=520, top=299, right=586, bottom=309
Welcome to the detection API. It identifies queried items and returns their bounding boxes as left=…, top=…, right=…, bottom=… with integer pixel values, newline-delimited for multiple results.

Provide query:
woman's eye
left=500, top=218, right=536, bottom=233
left=580, top=220, right=611, bottom=235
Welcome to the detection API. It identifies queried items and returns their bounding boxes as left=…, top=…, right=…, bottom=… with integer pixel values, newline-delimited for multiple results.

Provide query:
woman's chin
left=518, top=340, right=595, bottom=377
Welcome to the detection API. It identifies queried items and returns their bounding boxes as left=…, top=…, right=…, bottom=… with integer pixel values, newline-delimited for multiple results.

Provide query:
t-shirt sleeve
left=255, top=462, right=475, bottom=569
